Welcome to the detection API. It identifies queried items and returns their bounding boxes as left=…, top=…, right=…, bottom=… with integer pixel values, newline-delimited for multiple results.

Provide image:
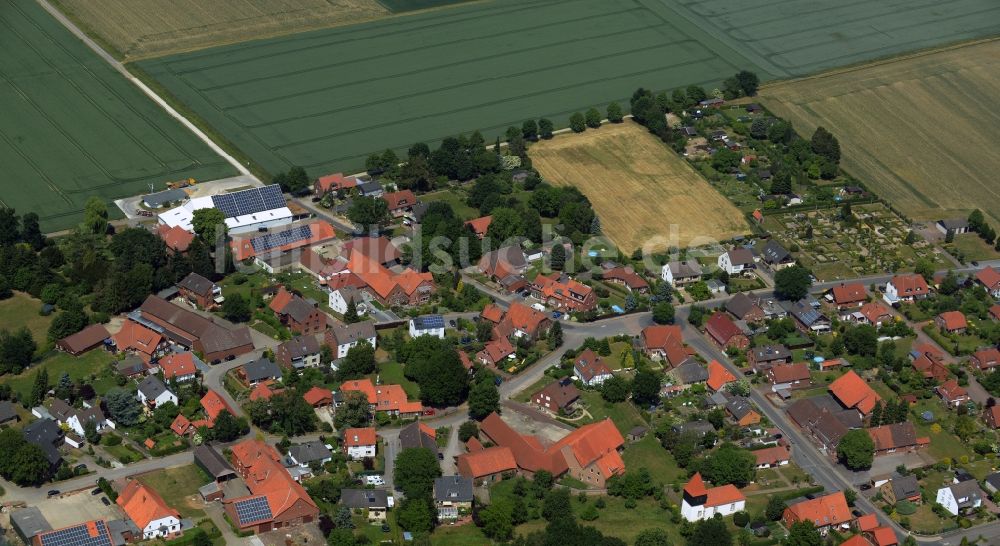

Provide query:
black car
left=437, top=452, right=444, bottom=460
left=91, top=488, right=102, bottom=496
left=101, top=497, right=111, bottom=506
left=971, top=261, right=980, bottom=267
left=74, top=463, right=87, bottom=473
left=449, top=320, right=456, bottom=327
left=46, top=490, right=59, bottom=498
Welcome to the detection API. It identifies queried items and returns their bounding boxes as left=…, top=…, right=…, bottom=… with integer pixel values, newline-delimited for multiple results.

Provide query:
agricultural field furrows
left=0, top=0, right=234, bottom=232
left=530, top=122, right=749, bottom=253
left=51, top=0, right=390, bottom=61
left=139, top=0, right=760, bottom=177
left=761, top=40, right=1000, bottom=226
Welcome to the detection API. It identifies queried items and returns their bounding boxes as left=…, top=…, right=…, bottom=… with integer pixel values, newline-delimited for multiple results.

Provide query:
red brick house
left=315, top=173, right=356, bottom=195
left=531, top=273, right=597, bottom=312
left=766, top=362, right=811, bottom=389
left=985, top=406, right=1000, bottom=429
left=975, top=266, right=1000, bottom=298
left=936, top=379, right=970, bottom=408
left=465, top=216, right=492, bottom=239
left=858, top=302, right=893, bottom=327
left=831, top=283, right=867, bottom=309
left=602, top=267, right=649, bottom=293
left=225, top=440, right=319, bottom=533
left=705, top=312, right=749, bottom=350
left=269, top=287, right=327, bottom=335
left=177, top=272, right=221, bottom=310
left=867, top=422, right=928, bottom=456
left=640, top=325, right=691, bottom=367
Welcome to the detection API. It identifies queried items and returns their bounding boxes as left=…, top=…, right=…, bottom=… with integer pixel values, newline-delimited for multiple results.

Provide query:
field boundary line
left=760, top=36, right=1000, bottom=91
left=32, top=0, right=254, bottom=180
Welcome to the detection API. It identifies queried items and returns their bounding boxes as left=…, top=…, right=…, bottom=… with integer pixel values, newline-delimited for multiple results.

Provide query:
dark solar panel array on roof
left=250, top=225, right=312, bottom=253
left=211, top=185, right=285, bottom=218
left=38, top=521, right=112, bottom=546
left=234, top=496, right=273, bottom=525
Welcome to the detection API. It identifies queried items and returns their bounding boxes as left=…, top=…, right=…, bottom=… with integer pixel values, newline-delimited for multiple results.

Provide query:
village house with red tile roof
left=573, top=349, right=614, bottom=386
left=159, top=352, right=197, bottom=382
left=911, top=343, right=950, bottom=383
left=465, top=216, right=493, bottom=239
left=344, top=250, right=434, bottom=307
left=831, top=283, right=868, bottom=309
left=457, top=446, right=517, bottom=483
left=970, top=347, right=1000, bottom=371
left=707, top=360, right=736, bottom=392
left=782, top=491, right=851, bottom=534
left=680, top=472, right=746, bottom=521
left=113, top=320, right=166, bottom=364
left=340, top=379, right=423, bottom=417
left=867, top=422, right=928, bottom=456
left=231, top=221, right=336, bottom=261
left=884, top=273, right=930, bottom=304
left=641, top=325, right=693, bottom=367
left=477, top=413, right=625, bottom=488
left=497, top=302, right=551, bottom=340
left=303, top=386, right=333, bottom=407
left=476, top=336, right=515, bottom=368
left=857, top=302, right=894, bottom=326
left=117, top=480, right=182, bottom=539
left=314, top=173, right=356, bottom=195
left=343, top=427, right=377, bottom=460
left=936, top=379, right=970, bottom=408
left=225, top=439, right=319, bottom=533
left=602, top=267, right=649, bottom=293
left=829, top=370, right=881, bottom=416
left=531, top=273, right=597, bottom=312
left=157, top=224, right=195, bottom=254
left=935, top=310, right=968, bottom=334
left=753, top=445, right=790, bottom=468
left=705, top=312, right=750, bottom=349
left=382, top=190, right=417, bottom=217
left=975, top=266, right=1000, bottom=298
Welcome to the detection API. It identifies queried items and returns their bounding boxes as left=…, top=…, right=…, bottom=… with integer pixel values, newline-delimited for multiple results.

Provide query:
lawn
left=513, top=375, right=555, bottom=403
left=579, top=391, right=646, bottom=435
left=137, top=464, right=212, bottom=519
left=909, top=399, right=975, bottom=462
left=762, top=39, right=1000, bottom=227
left=430, top=523, right=490, bottom=545
left=0, top=0, right=234, bottom=231
left=2, top=349, right=116, bottom=401
left=621, top=435, right=685, bottom=486
left=0, top=292, right=55, bottom=355
left=138, top=0, right=760, bottom=177
left=531, top=123, right=749, bottom=252
left=103, top=440, right=146, bottom=464
left=945, top=234, right=1000, bottom=262
left=421, top=189, right=480, bottom=221
left=515, top=494, right=681, bottom=545
left=375, top=361, right=420, bottom=399
left=601, top=341, right=634, bottom=371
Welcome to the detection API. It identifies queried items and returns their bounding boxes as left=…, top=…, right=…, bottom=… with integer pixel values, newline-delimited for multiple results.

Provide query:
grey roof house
left=287, top=440, right=333, bottom=467
left=194, top=444, right=237, bottom=482
left=240, top=357, right=282, bottom=385
left=434, top=476, right=473, bottom=519
left=399, top=421, right=438, bottom=455
left=23, top=418, right=63, bottom=467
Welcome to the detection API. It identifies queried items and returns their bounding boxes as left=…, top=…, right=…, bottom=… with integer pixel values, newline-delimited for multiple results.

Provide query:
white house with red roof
left=573, top=349, right=613, bottom=386
left=680, top=472, right=746, bottom=521
left=975, top=266, right=1000, bottom=298
left=884, top=274, right=930, bottom=305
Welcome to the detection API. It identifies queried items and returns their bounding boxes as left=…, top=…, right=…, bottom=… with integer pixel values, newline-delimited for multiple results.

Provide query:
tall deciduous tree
left=538, top=118, right=554, bottom=139
left=606, top=102, right=624, bottom=123
left=394, top=447, right=441, bottom=499
left=569, top=112, right=586, bottom=133
left=468, top=373, right=500, bottom=420
left=347, top=196, right=389, bottom=228
left=82, top=197, right=109, bottom=236
left=774, top=264, right=812, bottom=301
left=837, top=429, right=874, bottom=470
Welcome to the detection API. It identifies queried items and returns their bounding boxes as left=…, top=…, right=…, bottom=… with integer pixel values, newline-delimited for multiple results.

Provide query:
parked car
left=74, top=464, right=87, bottom=473
left=552, top=311, right=562, bottom=319
left=101, top=497, right=111, bottom=506
left=365, top=475, right=386, bottom=486
left=91, top=488, right=102, bottom=496
left=423, top=408, right=436, bottom=416
left=449, top=320, right=456, bottom=327
left=46, top=490, right=59, bottom=498
left=971, top=261, right=980, bottom=267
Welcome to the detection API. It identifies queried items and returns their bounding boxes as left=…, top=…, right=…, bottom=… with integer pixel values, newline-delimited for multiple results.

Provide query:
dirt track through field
left=530, top=122, right=748, bottom=253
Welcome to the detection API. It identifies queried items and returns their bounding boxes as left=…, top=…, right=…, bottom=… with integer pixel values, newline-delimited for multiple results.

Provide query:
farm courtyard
left=530, top=122, right=749, bottom=253
left=761, top=39, right=1000, bottom=227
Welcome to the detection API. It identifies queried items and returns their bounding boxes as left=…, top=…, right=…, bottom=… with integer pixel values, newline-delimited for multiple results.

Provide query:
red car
left=422, top=408, right=436, bottom=416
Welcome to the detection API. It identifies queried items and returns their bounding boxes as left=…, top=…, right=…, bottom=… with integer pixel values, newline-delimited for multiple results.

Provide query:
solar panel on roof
left=38, top=521, right=112, bottom=546
left=416, top=315, right=445, bottom=329
left=250, top=225, right=312, bottom=253
left=234, top=496, right=273, bottom=525
left=211, top=185, right=285, bottom=219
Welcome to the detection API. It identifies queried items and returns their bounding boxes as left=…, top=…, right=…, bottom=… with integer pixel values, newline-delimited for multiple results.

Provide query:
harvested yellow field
left=761, top=39, right=1000, bottom=226
left=52, top=0, right=388, bottom=60
left=530, top=122, right=748, bottom=252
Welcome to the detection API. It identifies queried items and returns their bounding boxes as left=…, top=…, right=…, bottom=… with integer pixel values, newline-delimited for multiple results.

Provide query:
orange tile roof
left=113, top=321, right=162, bottom=360
left=117, top=480, right=180, bottom=530
left=346, top=250, right=432, bottom=299
left=832, top=283, right=867, bottom=305
left=752, top=209, right=764, bottom=223
left=856, top=513, right=878, bottom=532
left=829, top=371, right=880, bottom=415
left=343, top=427, right=377, bottom=447
left=170, top=413, right=191, bottom=436
left=157, top=224, right=194, bottom=253
left=707, top=360, right=736, bottom=391
left=502, top=302, right=548, bottom=337
left=316, top=173, right=356, bottom=193
left=937, top=310, right=967, bottom=331
left=573, top=349, right=613, bottom=383
left=547, top=419, right=624, bottom=471
left=603, top=267, right=649, bottom=290
left=859, top=302, right=892, bottom=324
left=890, top=274, right=929, bottom=297
left=937, top=379, right=967, bottom=401
left=992, top=304, right=1000, bottom=321
left=479, top=336, right=515, bottom=364
left=144, top=438, right=155, bottom=449
left=383, top=190, right=416, bottom=211
left=872, top=527, right=897, bottom=546
left=783, top=491, right=851, bottom=527
left=228, top=439, right=317, bottom=521
left=341, top=379, right=377, bottom=404
left=840, top=536, right=873, bottom=546
left=465, top=436, right=484, bottom=452
left=641, top=325, right=683, bottom=352
left=303, top=386, right=332, bottom=406
left=975, top=266, right=1000, bottom=290
left=481, top=303, right=505, bottom=323
left=533, top=272, right=593, bottom=305
left=418, top=422, right=436, bottom=439
left=249, top=381, right=281, bottom=401
left=972, top=347, right=1000, bottom=370
left=683, top=472, right=746, bottom=507
left=706, top=312, right=744, bottom=346
left=159, top=352, right=196, bottom=380
left=753, top=445, right=790, bottom=466
left=374, top=383, right=423, bottom=414
left=200, top=389, right=233, bottom=424
left=457, top=446, right=517, bottom=478
left=465, top=215, right=493, bottom=237
left=458, top=350, right=473, bottom=370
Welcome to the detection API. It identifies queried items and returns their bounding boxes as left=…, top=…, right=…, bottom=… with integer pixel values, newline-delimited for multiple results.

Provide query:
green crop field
left=137, top=0, right=761, bottom=176
left=0, top=0, right=234, bottom=232
left=137, top=0, right=1000, bottom=177
left=378, top=0, right=479, bottom=13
